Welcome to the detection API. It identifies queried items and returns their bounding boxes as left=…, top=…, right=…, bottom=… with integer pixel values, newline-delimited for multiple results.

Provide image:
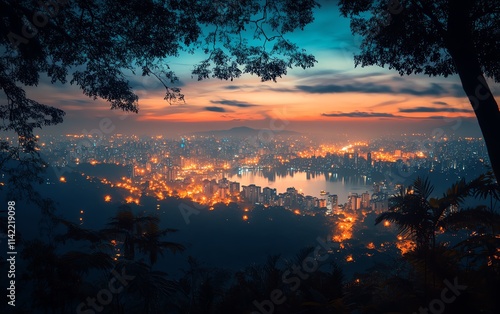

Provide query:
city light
left=34, top=132, right=488, bottom=272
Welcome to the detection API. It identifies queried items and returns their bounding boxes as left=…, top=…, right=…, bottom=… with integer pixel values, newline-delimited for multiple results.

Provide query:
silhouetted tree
left=0, top=0, right=318, bottom=209
left=376, top=173, right=500, bottom=311
left=103, top=204, right=184, bottom=264
left=50, top=206, right=184, bottom=313
left=339, top=0, right=500, bottom=181
left=376, top=177, right=435, bottom=254
left=20, top=239, right=112, bottom=313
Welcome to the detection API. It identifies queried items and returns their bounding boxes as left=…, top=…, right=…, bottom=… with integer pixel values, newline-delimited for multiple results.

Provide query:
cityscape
left=29, top=128, right=488, bottom=212
left=4, top=128, right=487, bottom=260
left=1, top=125, right=496, bottom=313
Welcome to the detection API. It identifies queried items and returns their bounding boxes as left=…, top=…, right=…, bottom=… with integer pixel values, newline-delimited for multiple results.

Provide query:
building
left=229, top=181, right=240, bottom=195
left=262, top=187, right=277, bottom=204
left=318, top=198, right=327, bottom=208
left=242, top=184, right=261, bottom=203
left=371, top=192, right=389, bottom=213
left=165, top=166, right=177, bottom=182
left=348, top=193, right=361, bottom=211
left=328, top=194, right=338, bottom=209
left=361, top=192, right=371, bottom=208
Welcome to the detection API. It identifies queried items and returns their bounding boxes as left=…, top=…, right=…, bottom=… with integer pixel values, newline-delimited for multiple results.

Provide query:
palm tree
left=375, top=176, right=473, bottom=298
left=103, top=204, right=184, bottom=265
left=432, top=171, right=500, bottom=270
left=136, top=220, right=184, bottom=265
left=469, top=170, right=500, bottom=211
left=20, top=239, right=112, bottom=313
left=376, top=175, right=493, bottom=255
left=111, top=260, right=178, bottom=314
left=376, top=173, right=500, bottom=308
left=52, top=205, right=186, bottom=313
left=375, top=177, right=435, bottom=255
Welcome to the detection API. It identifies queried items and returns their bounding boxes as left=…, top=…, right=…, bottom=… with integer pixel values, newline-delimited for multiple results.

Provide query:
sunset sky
left=25, top=1, right=499, bottom=139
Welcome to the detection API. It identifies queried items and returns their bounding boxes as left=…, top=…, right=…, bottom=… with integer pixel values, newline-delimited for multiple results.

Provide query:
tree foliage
left=0, top=0, right=318, bottom=202
left=339, top=0, right=500, bottom=181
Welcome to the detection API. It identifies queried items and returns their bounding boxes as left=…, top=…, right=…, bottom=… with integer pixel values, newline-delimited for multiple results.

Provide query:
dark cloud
left=321, top=111, right=400, bottom=118
left=210, top=99, right=259, bottom=107
left=415, top=115, right=467, bottom=120
left=432, top=101, right=449, bottom=106
left=297, top=83, right=394, bottom=94
left=399, top=83, right=447, bottom=96
left=204, top=106, right=227, bottom=112
left=223, top=85, right=241, bottom=90
left=297, top=80, right=468, bottom=98
left=58, top=98, right=94, bottom=107
left=450, top=84, right=467, bottom=97
left=128, top=75, right=185, bottom=90
left=399, top=106, right=471, bottom=113
left=370, top=98, right=408, bottom=108
left=292, top=68, right=350, bottom=78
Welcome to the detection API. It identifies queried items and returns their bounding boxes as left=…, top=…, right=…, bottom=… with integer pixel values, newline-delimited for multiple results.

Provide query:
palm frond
left=440, top=206, right=500, bottom=231
left=413, top=176, right=434, bottom=200
left=469, top=171, right=500, bottom=201
left=442, top=177, right=469, bottom=206
left=54, top=218, right=105, bottom=244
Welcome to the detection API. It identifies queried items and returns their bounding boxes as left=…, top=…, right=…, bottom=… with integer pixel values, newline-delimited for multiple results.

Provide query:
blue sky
left=19, top=0, right=499, bottom=138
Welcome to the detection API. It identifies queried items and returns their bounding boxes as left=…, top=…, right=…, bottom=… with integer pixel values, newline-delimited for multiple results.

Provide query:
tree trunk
left=446, top=0, right=500, bottom=183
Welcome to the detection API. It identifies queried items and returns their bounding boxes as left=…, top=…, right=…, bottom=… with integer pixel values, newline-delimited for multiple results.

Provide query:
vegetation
left=0, top=173, right=498, bottom=313
left=339, top=0, right=500, bottom=181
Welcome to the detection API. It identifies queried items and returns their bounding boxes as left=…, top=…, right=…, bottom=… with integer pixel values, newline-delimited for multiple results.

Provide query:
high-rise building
left=218, top=178, right=229, bottom=188
left=165, top=166, right=178, bottom=182
left=219, top=186, right=229, bottom=199
left=328, top=194, right=338, bottom=209
left=343, top=153, right=350, bottom=168
left=242, top=184, right=261, bottom=203
left=361, top=192, right=371, bottom=208
left=305, top=196, right=315, bottom=210
left=262, top=187, right=277, bottom=204
left=229, top=182, right=240, bottom=195
left=348, top=193, right=361, bottom=211
left=318, top=198, right=327, bottom=208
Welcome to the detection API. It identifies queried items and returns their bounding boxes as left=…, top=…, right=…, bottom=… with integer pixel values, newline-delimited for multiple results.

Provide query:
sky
left=22, top=1, right=499, bottom=139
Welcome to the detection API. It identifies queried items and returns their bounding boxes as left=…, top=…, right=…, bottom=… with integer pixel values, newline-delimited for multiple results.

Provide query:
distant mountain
left=193, top=126, right=299, bottom=138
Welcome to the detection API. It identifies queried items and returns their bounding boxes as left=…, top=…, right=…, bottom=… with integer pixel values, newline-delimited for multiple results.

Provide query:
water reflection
left=226, top=170, right=370, bottom=203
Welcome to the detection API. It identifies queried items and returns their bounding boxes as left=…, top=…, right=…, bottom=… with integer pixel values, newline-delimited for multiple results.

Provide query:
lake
left=226, top=169, right=373, bottom=204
